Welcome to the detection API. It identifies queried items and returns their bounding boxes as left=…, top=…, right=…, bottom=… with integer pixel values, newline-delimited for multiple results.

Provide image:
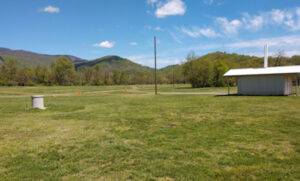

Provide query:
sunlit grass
left=0, top=85, right=299, bottom=180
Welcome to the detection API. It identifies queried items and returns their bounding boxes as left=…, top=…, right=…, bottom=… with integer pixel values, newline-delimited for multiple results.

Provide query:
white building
left=224, top=45, right=300, bottom=96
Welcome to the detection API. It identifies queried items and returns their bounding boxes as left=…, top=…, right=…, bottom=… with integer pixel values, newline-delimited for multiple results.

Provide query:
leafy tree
left=112, top=70, right=120, bottom=85
left=213, top=60, right=229, bottom=87
left=0, top=56, right=4, bottom=63
left=290, top=56, right=300, bottom=65
left=183, top=57, right=213, bottom=88
left=34, top=66, right=49, bottom=85
left=186, top=51, right=197, bottom=62
left=82, top=66, right=94, bottom=85
left=17, top=68, right=34, bottom=86
left=51, top=56, right=76, bottom=85
left=92, top=64, right=103, bottom=85
left=0, top=63, right=8, bottom=85
left=6, top=58, right=18, bottom=86
left=103, top=71, right=112, bottom=85
left=120, top=72, right=129, bottom=85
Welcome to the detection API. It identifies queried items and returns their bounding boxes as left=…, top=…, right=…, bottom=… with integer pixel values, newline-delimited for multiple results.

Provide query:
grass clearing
left=0, top=85, right=299, bottom=180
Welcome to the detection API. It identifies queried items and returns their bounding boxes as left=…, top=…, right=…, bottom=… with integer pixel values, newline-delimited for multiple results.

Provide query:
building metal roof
left=224, top=65, right=300, bottom=77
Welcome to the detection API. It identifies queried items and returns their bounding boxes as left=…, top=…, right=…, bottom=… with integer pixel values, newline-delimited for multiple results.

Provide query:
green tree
left=112, top=70, right=120, bottom=85
left=51, top=56, right=76, bottom=85
left=34, top=66, right=49, bottom=85
left=17, top=68, right=34, bottom=86
left=103, top=71, right=112, bottom=85
left=0, top=56, right=4, bottom=63
left=120, top=72, right=129, bottom=85
left=82, top=66, right=93, bottom=85
left=290, top=56, right=300, bottom=65
left=92, top=64, right=103, bottom=85
left=0, top=63, right=8, bottom=85
left=213, top=60, right=229, bottom=87
left=6, top=58, right=18, bottom=86
left=183, top=57, right=213, bottom=88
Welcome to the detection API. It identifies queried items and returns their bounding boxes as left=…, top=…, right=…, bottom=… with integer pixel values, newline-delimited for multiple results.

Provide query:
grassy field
left=0, top=85, right=299, bottom=180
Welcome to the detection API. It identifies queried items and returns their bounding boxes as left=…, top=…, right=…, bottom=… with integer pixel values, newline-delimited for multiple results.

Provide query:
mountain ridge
left=0, top=47, right=86, bottom=67
left=75, top=55, right=154, bottom=75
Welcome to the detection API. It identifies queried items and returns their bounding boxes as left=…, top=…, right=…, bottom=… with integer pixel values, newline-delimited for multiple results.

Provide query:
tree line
left=182, top=51, right=300, bottom=88
left=0, top=56, right=184, bottom=86
left=0, top=52, right=299, bottom=87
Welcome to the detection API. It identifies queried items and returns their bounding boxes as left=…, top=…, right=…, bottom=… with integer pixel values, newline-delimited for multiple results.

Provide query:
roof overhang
left=224, top=65, right=300, bottom=77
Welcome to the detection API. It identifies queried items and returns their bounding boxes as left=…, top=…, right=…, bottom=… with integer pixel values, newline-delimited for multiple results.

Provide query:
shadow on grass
left=215, top=94, right=295, bottom=97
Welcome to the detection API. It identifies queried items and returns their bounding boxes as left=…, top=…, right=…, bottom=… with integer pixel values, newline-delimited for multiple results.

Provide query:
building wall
left=284, top=76, right=293, bottom=95
left=237, top=75, right=290, bottom=96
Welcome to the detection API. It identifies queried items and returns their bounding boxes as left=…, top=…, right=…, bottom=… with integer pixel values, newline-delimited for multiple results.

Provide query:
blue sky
left=1, top=0, right=300, bottom=68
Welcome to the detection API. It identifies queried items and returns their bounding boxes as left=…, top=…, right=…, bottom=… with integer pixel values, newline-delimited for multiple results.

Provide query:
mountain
left=0, top=47, right=85, bottom=67
left=75, top=55, right=153, bottom=74
left=158, top=64, right=180, bottom=73
left=0, top=47, right=159, bottom=75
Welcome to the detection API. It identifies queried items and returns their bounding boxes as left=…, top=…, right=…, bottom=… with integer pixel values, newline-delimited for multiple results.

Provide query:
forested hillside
left=0, top=47, right=85, bottom=67
left=182, top=51, right=300, bottom=87
left=0, top=49, right=299, bottom=87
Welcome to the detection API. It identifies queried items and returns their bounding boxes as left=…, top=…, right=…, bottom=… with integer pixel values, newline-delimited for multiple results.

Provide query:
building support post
left=296, top=74, right=299, bottom=96
left=227, top=79, right=230, bottom=95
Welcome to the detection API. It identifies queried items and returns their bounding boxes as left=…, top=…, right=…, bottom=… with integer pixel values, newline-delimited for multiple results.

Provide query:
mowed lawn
left=0, top=85, right=299, bottom=180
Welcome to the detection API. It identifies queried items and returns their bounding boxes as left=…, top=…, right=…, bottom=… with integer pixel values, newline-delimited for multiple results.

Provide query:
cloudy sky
left=1, top=0, right=300, bottom=67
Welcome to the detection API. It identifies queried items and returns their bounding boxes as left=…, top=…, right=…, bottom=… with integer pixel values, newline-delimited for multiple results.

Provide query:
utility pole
left=154, top=36, right=157, bottom=95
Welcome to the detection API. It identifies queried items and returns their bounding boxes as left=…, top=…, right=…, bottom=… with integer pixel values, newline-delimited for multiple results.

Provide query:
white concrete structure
left=31, top=95, right=46, bottom=109
left=224, top=45, right=300, bottom=96
left=224, top=66, right=299, bottom=96
left=264, top=44, right=268, bottom=68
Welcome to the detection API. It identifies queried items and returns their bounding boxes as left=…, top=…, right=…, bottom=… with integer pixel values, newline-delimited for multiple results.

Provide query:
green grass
left=0, top=85, right=299, bottom=180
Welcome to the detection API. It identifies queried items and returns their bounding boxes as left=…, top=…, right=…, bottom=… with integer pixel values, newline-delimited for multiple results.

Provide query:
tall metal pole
left=154, top=36, right=157, bottom=95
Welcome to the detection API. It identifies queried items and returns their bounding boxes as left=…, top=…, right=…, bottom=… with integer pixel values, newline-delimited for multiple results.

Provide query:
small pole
left=154, top=36, right=157, bottom=95
left=296, top=74, right=299, bottom=96
left=227, top=79, right=230, bottom=95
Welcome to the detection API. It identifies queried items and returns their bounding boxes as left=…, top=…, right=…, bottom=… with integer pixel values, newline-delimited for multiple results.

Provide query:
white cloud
left=226, top=35, right=300, bottom=49
left=181, top=27, right=219, bottom=38
left=242, top=13, right=264, bottom=30
left=129, top=42, right=138, bottom=46
left=212, top=7, right=300, bottom=36
left=244, top=8, right=300, bottom=31
left=284, top=8, right=300, bottom=31
left=242, top=50, right=300, bottom=58
left=42, top=6, right=60, bottom=13
left=93, top=41, right=115, bottom=48
left=281, top=50, right=300, bottom=57
left=270, top=9, right=286, bottom=24
left=147, top=0, right=158, bottom=5
left=203, top=0, right=213, bottom=5
left=215, top=17, right=242, bottom=35
left=155, top=0, right=186, bottom=18
left=155, top=26, right=164, bottom=31
left=169, top=31, right=182, bottom=43
left=127, top=54, right=181, bottom=67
